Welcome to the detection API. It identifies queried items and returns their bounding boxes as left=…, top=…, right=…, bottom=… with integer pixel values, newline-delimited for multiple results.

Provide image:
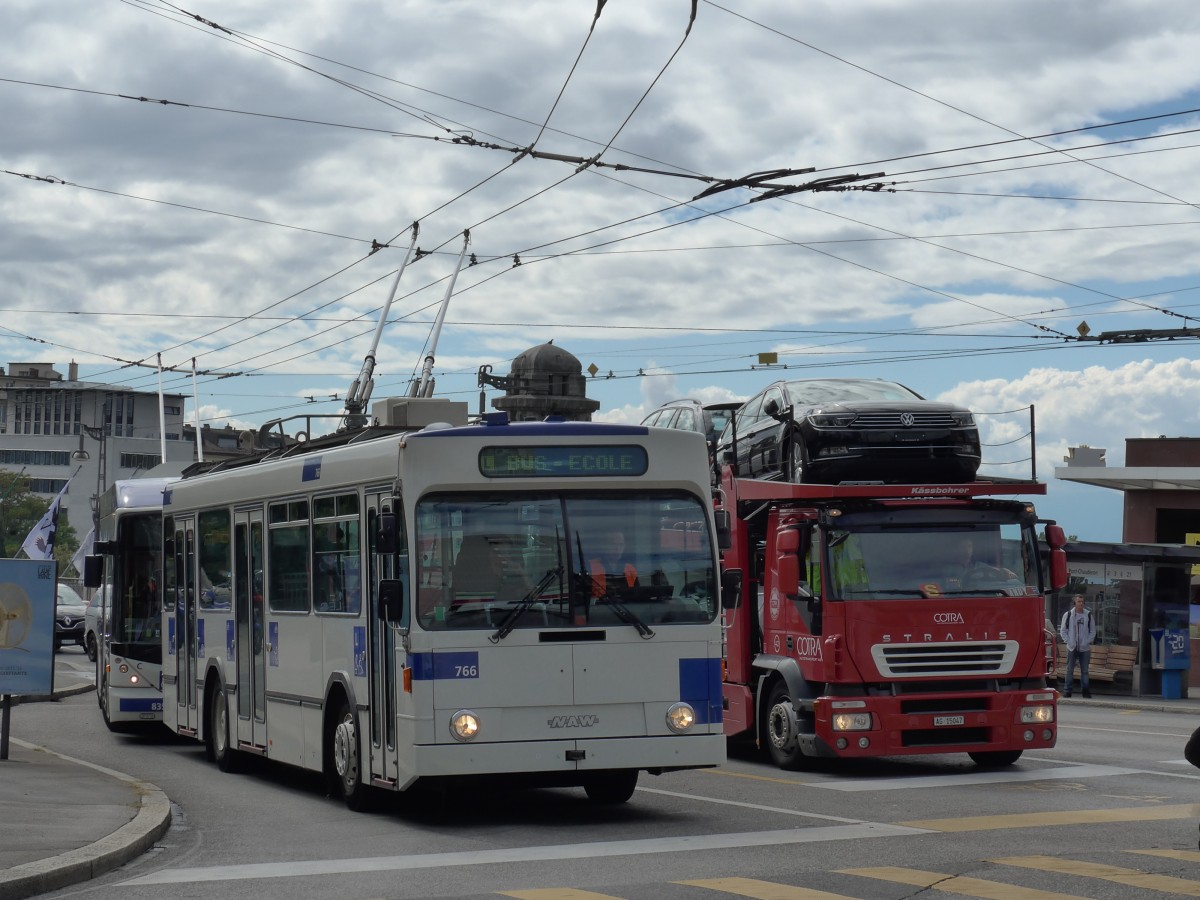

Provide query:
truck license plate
left=934, top=715, right=965, bottom=727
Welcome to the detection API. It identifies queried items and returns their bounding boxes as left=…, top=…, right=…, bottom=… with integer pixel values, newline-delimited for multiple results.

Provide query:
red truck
left=716, top=472, right=1068, bottom=769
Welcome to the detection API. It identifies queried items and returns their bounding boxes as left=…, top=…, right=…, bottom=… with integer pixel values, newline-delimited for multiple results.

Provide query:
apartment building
left=0, top=361, right=193, bottom=534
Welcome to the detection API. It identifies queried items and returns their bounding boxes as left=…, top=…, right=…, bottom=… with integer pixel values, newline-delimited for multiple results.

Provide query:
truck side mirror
left=720, top=568, right=742, bottom=610
left=715, top=509, right=731, bottom=551
left=1043, top=523, right=1068, bottom=591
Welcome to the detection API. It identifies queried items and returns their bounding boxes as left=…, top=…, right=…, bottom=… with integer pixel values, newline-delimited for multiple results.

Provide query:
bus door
left=173, top=516, right=200, bottom=734
left=234, top=508, right=267, bottom=751
left=365, top=491, right=407, bottom=786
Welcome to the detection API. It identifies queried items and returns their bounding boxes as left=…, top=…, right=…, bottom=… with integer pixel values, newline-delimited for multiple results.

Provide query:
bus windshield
left=825, top=521, right=1039, bottom=601
left=415, top=491, right=717, bottom=631
left=110, top=512, right=165, bottom=660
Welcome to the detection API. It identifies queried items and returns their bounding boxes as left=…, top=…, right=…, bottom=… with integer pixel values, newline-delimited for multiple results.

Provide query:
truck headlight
left=832, top=712, right=872, bottom=731
left=666, top=702, right=696, bottom=734
left=449, top=709, right=481, bottom=741
left=1020, top=705, right=1054, bottom=724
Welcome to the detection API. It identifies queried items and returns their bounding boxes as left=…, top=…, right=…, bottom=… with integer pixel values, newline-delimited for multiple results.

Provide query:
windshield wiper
left=596, top=589, right=655, bottom=639
left=490, top=566, right=563, bottom=642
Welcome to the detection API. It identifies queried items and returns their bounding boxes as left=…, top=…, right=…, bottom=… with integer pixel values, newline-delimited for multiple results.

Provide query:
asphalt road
left=11, top=675, right=1200, bottom=900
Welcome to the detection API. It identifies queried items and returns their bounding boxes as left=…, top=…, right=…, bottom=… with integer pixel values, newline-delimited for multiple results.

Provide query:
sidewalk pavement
left=0, top=682, right=1196, bottom=900
left=0, top=678, right=171, bottom=900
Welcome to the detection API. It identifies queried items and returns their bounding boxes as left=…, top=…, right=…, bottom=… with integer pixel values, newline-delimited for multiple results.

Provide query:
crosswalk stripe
left=499, top=890, right=622, bottom=899
left=840, top=866, right=1080, bottom=899
left=995, top=855, right=1200, bottom=895
left=1131, top=849, right=1200, bottom=862
left=675, top=877, right=855, bottom=899
left=901, top=802, right=1196, bottom=832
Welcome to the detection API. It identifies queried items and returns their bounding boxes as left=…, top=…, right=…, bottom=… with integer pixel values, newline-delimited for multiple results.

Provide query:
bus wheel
left=584, top=770, right=638, bottom=804
left=85, top=632, right=97, bottom=662
left=765, top=681, right=806, bottom=770
left=969, top=749, right=1022, bottom=767
left=330, top=698, right=374, bottom=811
left=210, top=691, right=239, bottom=773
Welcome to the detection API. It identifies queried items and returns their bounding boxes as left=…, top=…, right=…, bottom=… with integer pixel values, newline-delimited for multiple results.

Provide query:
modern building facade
left=0, top=361, right=193, bottom=535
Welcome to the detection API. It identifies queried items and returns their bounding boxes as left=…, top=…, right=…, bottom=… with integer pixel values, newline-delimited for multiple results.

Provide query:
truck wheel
left=764, top=681, right=806, bottom=770
left=969, top=749, right=1022, bottom=767
left=584, top=770, right=638, bottom=804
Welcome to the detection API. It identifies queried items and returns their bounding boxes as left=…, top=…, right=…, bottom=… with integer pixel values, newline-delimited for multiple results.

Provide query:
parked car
left=84, top=586, right=109, bottom=662
left=54, top=583, right=88, bottom=651
left=715, top=378, right=981, bottom=484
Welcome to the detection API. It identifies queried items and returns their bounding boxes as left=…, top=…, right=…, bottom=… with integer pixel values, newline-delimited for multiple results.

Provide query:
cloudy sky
left=4, top=1, right=1200, bottom=542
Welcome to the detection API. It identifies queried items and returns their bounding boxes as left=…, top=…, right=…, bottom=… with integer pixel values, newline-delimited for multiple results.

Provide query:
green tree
left=0, top=469, right=81, bottom=570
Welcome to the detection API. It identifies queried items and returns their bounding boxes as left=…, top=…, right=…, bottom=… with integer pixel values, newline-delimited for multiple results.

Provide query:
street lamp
left=71, top=424, right=107, bottom=533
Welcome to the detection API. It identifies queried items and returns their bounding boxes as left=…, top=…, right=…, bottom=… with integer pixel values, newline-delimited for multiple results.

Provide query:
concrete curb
left=0, top=743, right=172, bottom=900
left=7, top=681, right=96, bottom=706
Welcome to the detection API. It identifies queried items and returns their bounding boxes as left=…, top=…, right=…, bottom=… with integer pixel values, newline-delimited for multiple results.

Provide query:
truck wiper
left=490, top=566, right=562, bottom=642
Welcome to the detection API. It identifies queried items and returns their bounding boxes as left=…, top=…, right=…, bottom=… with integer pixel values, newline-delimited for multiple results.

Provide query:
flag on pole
left=21, top=478, right=72, bottom=560
left=70, top=527, right=95, bottom=575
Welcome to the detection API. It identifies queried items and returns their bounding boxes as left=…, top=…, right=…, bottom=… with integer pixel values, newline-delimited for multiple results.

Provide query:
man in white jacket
left=1059, top=593, right=1097, bottom=698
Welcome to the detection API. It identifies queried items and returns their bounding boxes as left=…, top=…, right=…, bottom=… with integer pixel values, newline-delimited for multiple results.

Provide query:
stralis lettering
left=883, top=632, right=1008, bottom=642
left=547, top=714, right=599, bottom=728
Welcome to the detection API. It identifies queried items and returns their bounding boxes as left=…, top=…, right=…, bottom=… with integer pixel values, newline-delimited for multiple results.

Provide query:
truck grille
left=870, top=640, right=1018, bottom=677
left=853, top=412, right=959, bottom=428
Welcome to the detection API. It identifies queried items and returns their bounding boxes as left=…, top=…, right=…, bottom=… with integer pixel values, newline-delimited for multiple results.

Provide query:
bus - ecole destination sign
left=479, top=446, right=648, bottom=478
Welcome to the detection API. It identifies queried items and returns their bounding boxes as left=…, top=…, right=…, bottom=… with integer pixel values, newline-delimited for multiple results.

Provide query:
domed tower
left=478, top=341, right=600, bottom=422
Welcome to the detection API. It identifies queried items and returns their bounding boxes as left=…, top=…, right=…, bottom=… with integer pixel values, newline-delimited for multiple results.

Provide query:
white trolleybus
left=161, top=399, right=725, bottom=808
left=86, top=477, right=176, bottom=731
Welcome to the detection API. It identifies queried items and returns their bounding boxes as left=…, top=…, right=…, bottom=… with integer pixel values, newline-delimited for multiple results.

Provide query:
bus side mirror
left=720, top=568, right=742, bottom=610
left=83, top=555, right=104, bottom=588
left=378, top=579, right=405, bottom=622
left=377, top=511, right=398, bottom=554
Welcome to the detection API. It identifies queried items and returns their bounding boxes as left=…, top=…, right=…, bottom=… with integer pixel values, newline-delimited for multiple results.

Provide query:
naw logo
left=547, top=714, right=600, bottom=728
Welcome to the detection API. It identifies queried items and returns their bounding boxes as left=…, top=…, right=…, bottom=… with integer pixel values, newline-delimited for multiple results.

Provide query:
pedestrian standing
left=1059, top=593, right=1097, bottom=698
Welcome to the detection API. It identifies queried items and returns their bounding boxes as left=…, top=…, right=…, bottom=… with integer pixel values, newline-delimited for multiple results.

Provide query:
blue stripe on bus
left=408, top=422, right=651, bottom=438
left=679, top=657, right=724, bottom=725
left=409, top=651, right=480, bottom=680
left=118, top=698, right=163, bottom=713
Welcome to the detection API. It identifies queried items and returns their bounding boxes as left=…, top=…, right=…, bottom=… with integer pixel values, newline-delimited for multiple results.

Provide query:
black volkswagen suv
left=715, top=378, right=980, bottom=484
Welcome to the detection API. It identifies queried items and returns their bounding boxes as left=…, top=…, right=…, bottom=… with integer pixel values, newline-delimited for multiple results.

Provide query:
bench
left=1052, top=642, right=1136, bottom=686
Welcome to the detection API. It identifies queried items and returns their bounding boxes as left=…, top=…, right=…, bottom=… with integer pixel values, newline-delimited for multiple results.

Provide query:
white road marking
left=122, top=823, right=928, bottom=886
left=809, top=764, right=1142, bottom=791
left=636, top=786, right=867, bottom=822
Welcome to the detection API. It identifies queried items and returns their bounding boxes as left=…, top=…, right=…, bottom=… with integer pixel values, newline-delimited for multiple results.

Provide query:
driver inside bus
left=588, top=528, right=639, bottom=597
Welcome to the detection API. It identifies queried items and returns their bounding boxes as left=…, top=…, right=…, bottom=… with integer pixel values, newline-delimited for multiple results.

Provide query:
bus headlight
left=449, top=709, right=481, bottom=742
left=666, top=702, right=696, bottom=734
